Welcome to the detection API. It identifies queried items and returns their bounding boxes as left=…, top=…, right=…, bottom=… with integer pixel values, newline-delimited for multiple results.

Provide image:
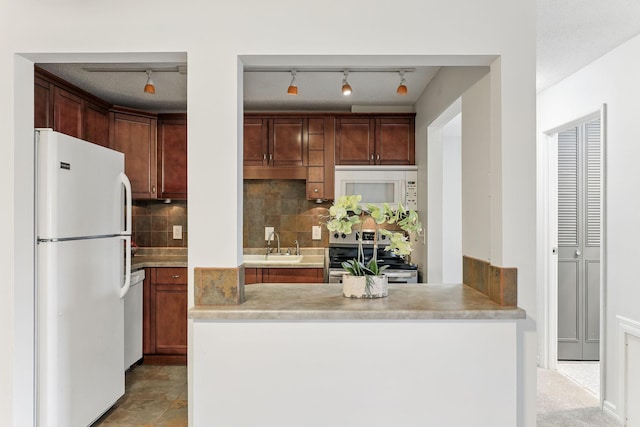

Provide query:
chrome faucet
left=266, top=231, right=280, bottom=257
left=294, top=239, right=300, bottom=256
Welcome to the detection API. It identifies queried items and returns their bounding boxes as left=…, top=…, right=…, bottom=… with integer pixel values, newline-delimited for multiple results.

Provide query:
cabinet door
left=263, top=268, right=323, bottom=283
left=53, top=86, right=83, bottom=139
left=244, top=267, right=262, bottom=285
left=270, top=118, right=305, bottom=166
left=158, top=115, right=187, bottom=199
left=34, top=76, right=52, bottom=128
left=83, top=102, right=110, bottom=147
left=152, top=268, right=187, bottom=355
left=335, top=118, right=374, bottom=165
left=110, top=111, right=157, bottom=199
left=375, top=117, right=415, bottom=165
left=244, top=118, right=268, bottom=166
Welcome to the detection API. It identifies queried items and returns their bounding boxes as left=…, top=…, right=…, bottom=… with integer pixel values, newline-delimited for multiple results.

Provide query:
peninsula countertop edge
left=189, top=283, right=526, bottom=321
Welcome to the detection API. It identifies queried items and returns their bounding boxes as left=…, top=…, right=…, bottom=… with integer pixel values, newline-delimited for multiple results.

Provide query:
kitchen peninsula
left=190, top=282, right=525, bottom=427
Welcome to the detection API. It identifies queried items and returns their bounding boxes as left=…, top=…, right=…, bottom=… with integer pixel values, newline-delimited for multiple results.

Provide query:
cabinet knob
left=269, top=153, right=273, bottom=161
left=314, top=187, right=319, bottom=193
left=370, top=154, right=374, bottom=161
left=152, top=186, right=156, bottom=193
left=376, top=154, right=380, bottom=160
left=171, top=275, right=181, bottom=279
left=263, top=153, right=267, bottom=160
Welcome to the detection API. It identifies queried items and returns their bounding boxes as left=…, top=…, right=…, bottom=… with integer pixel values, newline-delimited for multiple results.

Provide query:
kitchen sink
left=243, top=254, right=303, bottom=264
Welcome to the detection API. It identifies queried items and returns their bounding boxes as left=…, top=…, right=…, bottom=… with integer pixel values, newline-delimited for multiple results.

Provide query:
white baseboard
left=603, top=400, right=621, bottom=424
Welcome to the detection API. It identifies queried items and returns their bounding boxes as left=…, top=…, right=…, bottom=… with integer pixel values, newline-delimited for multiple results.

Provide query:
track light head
left=341, top=71, right=352, bottom=96
left=397, top=71, right=407, bottom=95
left=144, top=70, right=155, bottom=94
left=287, top=71, right=298, bottom=95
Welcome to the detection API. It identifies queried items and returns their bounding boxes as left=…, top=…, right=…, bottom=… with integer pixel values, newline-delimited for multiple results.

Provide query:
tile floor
left=91, top=364, right=187, bottom=427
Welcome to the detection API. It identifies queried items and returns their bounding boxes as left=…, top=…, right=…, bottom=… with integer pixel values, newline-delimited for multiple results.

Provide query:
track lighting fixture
left=144, top=70, right=155, bottom=94
left=397, top=71, right=408, bottom=95
left=287, top=71, right=298, bottom=95
left=341, top=71, right=352, bottom=96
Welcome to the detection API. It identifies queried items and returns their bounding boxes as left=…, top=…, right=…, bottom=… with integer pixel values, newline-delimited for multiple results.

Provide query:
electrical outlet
left=312, top=225, right=322, bottom=240
left=173, top=225, right=182, bottom=240
left=265, top=226, right=275, bottom=241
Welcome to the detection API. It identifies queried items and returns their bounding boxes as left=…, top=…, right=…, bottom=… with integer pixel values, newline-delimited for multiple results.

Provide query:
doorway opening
left=427, top=99, right=462, bottom=283
left=541, top=106, right=606, bottom=402
left=14, top=51, right=188, bottom=427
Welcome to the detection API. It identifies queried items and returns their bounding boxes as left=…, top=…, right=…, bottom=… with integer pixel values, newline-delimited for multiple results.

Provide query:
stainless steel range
left=328, top=229, right=419, bottom=284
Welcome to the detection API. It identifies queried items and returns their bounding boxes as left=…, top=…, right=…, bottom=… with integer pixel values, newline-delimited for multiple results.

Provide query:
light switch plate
left=173, top=225, right=182, bottom=240
left=265, top=226, right=275, bottom=241
left=312, top=225, right=322, bottom=240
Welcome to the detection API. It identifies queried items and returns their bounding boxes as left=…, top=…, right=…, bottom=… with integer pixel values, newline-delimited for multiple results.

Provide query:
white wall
left=426, top=102, right=462, bottom=283
left=0, top=1, right=537, bottom=425
left=461, top=74, right=492, bottom=261
left=194, top=320, right=518, bottom=427
left=538, top=33, right=640, bottom=419
left=442, top=114, right=462, bottom=283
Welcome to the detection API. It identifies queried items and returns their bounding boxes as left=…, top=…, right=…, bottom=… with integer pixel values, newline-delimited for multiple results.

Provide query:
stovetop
left=328, top=246, right=418, bottom=270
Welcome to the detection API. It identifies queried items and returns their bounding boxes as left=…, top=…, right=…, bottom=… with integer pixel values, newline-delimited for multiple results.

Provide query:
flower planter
left=342, top=274, right=388, bottom=299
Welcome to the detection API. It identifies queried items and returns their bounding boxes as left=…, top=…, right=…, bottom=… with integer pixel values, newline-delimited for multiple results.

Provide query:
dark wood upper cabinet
left=375, top=117, right=415, bottom=165
left=110, top=108, right=158, bottom=200
left=83, top=102, right=110, bottom=147
left=335, top=114, right=415, bottom=165
left=53, top=86, right=83, bottom=139
left=35, top=67, right=111, bottom=146
left=243, top=118, right=269, bottom=166
left=335, top=117, right=375, bottom=165
left=270, top=118, right=306, bottom=166
left=34, top=75, right=52, bottom=129
left=157, top=114, right=187, bottom=199
left=243, top=117, right=306, bottom=167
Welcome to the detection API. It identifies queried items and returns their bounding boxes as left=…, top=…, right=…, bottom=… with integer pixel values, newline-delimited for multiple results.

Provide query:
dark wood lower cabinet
left=245, top=267, right=324, bottom=284
left=143, top=267, right=187, bottom=364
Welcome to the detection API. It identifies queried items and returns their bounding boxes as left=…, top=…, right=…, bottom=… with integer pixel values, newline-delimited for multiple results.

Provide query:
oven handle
left=385, top=272, right=415, bottom=278
left=329, top=270, right=415, bottom=278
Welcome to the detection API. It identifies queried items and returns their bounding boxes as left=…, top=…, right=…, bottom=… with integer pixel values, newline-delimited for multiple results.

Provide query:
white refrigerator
left=35, top=129, right=132, bottom=427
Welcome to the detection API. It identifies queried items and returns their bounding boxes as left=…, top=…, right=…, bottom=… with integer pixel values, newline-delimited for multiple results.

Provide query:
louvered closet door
left=558, top=118, right=601, bottom=361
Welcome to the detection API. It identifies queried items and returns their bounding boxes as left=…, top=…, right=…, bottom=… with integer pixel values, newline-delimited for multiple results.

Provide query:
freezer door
left=36, top=129, right=126, bottom=239
left=37, top=237, right=124, bottom=427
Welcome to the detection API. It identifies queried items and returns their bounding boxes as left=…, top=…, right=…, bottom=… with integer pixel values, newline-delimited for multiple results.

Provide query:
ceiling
left=37, top=1, right=640, bottom=111
left=537, top=0, right=640, bottom=91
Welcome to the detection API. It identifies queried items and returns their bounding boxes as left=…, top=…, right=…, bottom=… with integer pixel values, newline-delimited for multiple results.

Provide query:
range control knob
left=341, top=233, right=347, bottom=239
left=380, top=235, right=387, bottom=241
left=333, top=233, right=340, bottom=239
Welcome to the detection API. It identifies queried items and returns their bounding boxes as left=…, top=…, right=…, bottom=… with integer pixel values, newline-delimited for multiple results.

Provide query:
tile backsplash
left=132, top=200, right=187, bottom=247
left=244, top=180, right=331, bottom=249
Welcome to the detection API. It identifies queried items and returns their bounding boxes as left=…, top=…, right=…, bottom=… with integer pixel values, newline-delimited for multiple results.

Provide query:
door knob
left=575, top=250, right=581, bottom=256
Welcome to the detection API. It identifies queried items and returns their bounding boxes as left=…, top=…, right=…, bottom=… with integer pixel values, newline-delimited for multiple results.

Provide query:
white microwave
left=334, top=166, right=418, bottom=210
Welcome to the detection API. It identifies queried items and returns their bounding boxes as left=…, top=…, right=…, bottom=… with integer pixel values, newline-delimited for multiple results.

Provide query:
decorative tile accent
left=489, top=265, right=518, bottom=306
left=194, top=266, right=245, bottom=305
left=463, top=255, right=517, bottom=306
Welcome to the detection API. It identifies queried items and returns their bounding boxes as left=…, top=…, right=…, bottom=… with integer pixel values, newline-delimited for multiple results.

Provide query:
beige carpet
left=537, top=368, right=620, bottom=426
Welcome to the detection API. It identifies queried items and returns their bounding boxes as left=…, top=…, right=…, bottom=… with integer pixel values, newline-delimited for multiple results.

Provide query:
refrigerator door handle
left=121, top=172, right=132, bottom=235
left=120, top=172, right=132, bottom=299
left=120, top=235, right=132, bottom=298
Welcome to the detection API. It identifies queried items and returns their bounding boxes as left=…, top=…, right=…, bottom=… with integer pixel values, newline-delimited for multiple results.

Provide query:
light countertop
left=131, top=247, right=188, bottom=269
left=189, top=283, right=526, bottom=321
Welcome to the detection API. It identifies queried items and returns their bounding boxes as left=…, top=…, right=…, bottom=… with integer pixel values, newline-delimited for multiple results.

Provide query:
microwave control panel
left=405, top=179, right=418, bottom=210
